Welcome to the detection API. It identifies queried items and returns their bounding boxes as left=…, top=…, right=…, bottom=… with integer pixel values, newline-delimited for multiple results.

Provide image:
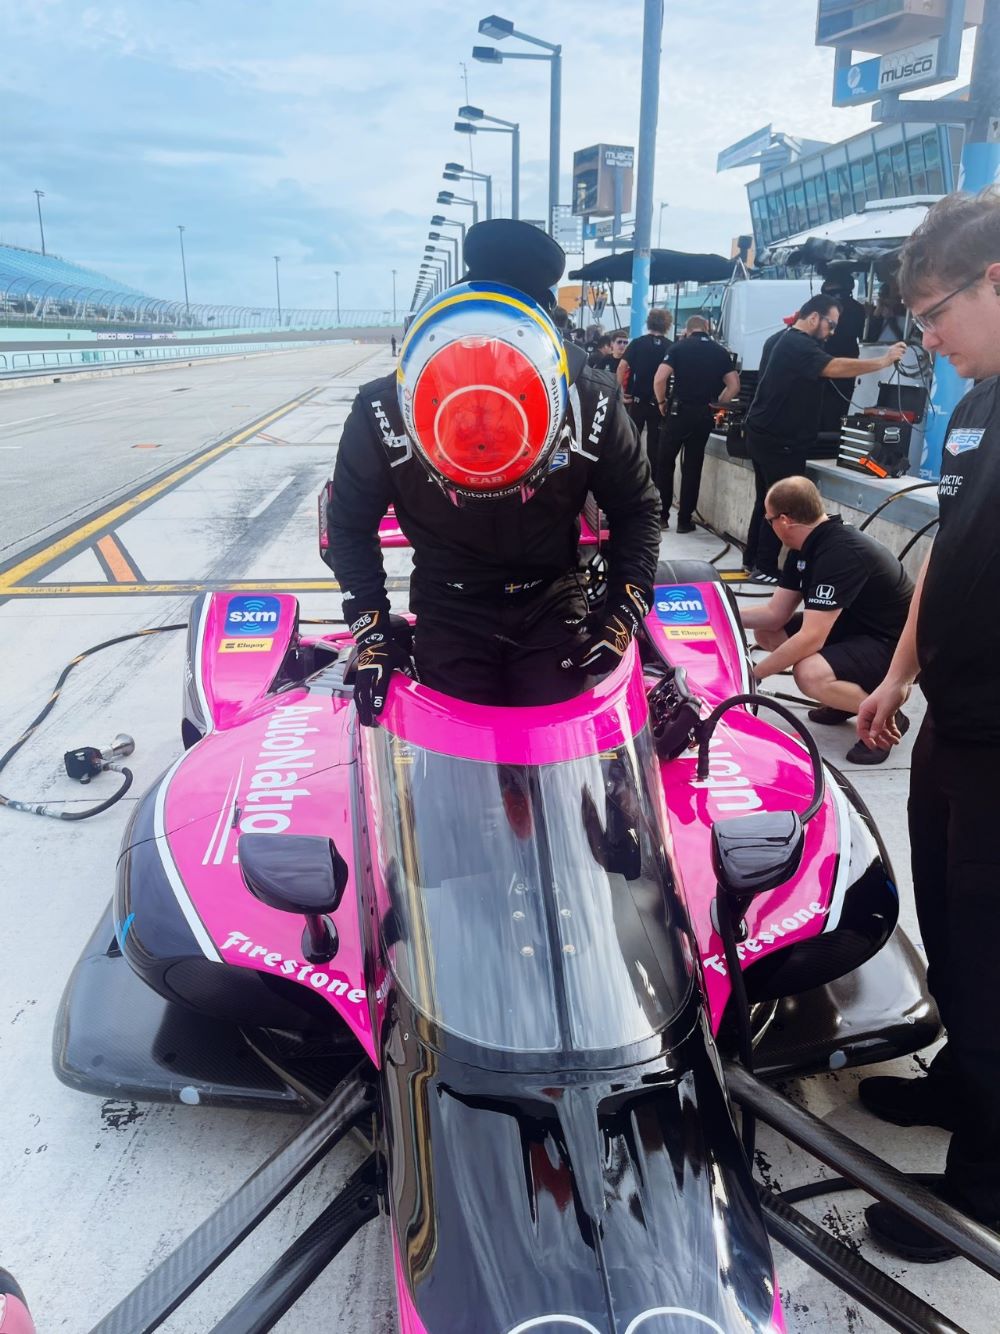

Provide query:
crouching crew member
left=652, top=316, right=739, bottom=531
left=739, top=476, right=913, bottom=764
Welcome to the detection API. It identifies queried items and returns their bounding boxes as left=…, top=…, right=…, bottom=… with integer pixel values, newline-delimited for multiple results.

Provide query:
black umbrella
left=568, top=248, right=736, bottom=285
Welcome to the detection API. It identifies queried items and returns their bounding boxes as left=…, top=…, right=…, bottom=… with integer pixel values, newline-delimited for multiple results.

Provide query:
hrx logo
left=588, top=392, right=609, bottom=445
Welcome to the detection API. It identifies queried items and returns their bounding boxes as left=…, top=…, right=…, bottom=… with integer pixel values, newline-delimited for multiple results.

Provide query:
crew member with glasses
left=741, top=294, right=906, bottom=582
left=855, top=187, right=1000, bottom=1261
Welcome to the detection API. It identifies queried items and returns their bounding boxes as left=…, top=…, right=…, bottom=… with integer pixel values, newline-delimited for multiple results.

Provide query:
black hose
left=857, top=479, right=938, bottom=531
left=0, top=624, right=186, bottom=822
left=696, top=692, right=825, bottom=823
left=898, top=516, right=939, bottom=561
left=0, top=614, right=348, bottom=822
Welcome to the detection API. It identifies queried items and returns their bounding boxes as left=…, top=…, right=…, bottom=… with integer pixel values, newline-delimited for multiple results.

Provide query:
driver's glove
left=562, top=582, right=651, bottom=676
left=350, top=609, right=414, bottom=727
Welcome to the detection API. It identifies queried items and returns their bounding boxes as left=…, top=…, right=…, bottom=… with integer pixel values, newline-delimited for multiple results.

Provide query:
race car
left=54, top=559, right=938, bottom=1332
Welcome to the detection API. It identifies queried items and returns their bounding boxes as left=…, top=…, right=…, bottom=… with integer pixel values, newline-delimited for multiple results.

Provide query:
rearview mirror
left=238, top=833, right=349, bottom=963
left=710, top=810, right=804, bottom=900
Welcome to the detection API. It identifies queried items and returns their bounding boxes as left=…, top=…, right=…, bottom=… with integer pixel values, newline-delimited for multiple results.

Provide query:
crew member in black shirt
left=742, top=294, right=906, bottom=581
left=818, top=270, right=868, bottom=433
left=856, top=188, right=1000, bottom=1260
left=652, top=316, right=740, bottom=531
left=739, top=476, right=912, bottom=762
left=617, top=307, right=673, bottom=467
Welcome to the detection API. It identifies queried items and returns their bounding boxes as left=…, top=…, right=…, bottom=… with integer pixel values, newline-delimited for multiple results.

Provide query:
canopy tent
left=756, top=197, right=935, bottom=269
left=567, top=248, right=736, bottom=286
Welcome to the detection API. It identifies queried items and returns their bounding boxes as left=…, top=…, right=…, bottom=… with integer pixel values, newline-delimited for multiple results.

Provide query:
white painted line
left=0, top=444, right=23, bottom=450
left=212, top=760, right=244, bottom=866
left=0, top=398, right=115, bottom=430
left=246, top=475, right=294, bottom=518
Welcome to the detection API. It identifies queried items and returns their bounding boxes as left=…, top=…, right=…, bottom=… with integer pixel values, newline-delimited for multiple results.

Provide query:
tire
left=654, top=559, right=723, bottom=587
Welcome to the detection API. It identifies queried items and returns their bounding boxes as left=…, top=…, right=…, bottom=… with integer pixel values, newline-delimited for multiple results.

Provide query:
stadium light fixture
left=478, top=15, right=515, bottom=39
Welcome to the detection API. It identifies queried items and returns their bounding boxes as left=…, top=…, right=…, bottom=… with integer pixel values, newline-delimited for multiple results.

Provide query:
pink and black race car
left=55, top=559, right=938, bottom=1333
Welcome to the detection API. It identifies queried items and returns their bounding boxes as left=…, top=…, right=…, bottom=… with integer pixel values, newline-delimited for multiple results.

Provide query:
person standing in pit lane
left=617, top=308, right=674, bottom=470
left=855, top=187, right=1000, bottom=1261
left=742, top=295, right=906, bottom=583
left=652, top=316, right=739, bottom=532
left=322, top=219, right=661, bottom=720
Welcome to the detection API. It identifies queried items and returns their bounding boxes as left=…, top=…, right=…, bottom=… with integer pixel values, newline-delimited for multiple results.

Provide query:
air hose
left=0, top=615, right=346, bottom=822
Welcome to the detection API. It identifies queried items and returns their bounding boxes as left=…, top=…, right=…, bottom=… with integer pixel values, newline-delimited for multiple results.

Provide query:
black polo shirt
left=621, top=332, right=672, bottom=403
left=778, top=515, right=913, bottom=642
left=663, top=332, right=734, bottom=405
left=745, top=327, right=833, bottom=448
left=917, top=376, right=1000, bottom=742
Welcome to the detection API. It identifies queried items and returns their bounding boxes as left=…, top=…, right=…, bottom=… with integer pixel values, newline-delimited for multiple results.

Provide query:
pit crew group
left=325, top=190, right=1000, bottom=1261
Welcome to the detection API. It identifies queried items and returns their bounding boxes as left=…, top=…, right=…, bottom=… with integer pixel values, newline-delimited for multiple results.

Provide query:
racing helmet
left=397, top=280, right=569, bottom=503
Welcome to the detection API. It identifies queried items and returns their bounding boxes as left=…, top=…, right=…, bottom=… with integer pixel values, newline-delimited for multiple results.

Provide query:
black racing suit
left=323, top=354, right=661, bottom=706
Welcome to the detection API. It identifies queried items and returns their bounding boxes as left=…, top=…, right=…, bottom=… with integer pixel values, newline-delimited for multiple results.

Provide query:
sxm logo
left=224, top=594, right=281, bottom=638
left=655, top=584, right=709, bottom=626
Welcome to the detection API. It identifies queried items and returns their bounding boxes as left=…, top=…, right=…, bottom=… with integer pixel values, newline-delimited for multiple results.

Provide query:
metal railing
left=0, top=340, right=334, bottom=378
left=0, top=272, right=397, bottom=332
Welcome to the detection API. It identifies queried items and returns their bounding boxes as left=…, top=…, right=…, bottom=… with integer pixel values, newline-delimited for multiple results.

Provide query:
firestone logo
left=222, top=930, right=367, bottom=1003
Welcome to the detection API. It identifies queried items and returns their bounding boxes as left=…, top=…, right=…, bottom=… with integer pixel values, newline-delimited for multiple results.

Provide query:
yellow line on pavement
left=0, top=390, right=316, bottom=593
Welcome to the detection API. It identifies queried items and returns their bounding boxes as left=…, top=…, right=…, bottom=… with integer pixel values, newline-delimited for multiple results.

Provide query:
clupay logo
left=655, top=584, right=709, bottom=625
left=225, top=595, right=281, bottom=637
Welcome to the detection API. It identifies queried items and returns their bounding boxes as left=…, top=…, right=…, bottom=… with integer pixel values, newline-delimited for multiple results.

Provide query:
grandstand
left=0, top=243, right=393, bottom=331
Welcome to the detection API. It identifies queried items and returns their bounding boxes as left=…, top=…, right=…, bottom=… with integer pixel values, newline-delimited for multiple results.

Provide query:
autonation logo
left=655, top=584, right=709, bottom=626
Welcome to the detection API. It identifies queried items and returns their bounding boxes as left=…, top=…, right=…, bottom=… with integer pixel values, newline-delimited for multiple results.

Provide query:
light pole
left=424, top=245, right=454, bottom=286
left=33, top=189, right=46, bottom=256
left=443, top=164, right=493, bottom=222
left=335, top=270, right=341, bottom=323
left=431, top=213, right=468, bottom=255
left=273, top=255, right=282, bottom=324
left=629, top=0, right=665, bottom=340
left=177, top=225, right=190, bottom=315
left=474, top=16, right=561, bottom=236
left=391, top=268, right=397, bottom=322
left=652, top=202, right=669, bottom=303
left=455, top=108, right=519, bottom=220
left=428, top=232, right=460, bottom=280
left=437, top=191, right=480, bottom=227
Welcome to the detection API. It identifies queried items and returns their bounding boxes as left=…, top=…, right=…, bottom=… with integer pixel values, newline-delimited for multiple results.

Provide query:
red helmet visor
left=409, top=337, right=555, bottom=492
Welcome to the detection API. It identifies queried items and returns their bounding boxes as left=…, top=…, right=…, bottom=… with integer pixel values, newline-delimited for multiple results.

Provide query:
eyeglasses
left=822, top=317, right=838, bottom=333
left=764, top=512, right=782, bottom=527
left=613, top=338, right=627, bottom=346
left=912, top=274, right=982, bottom=333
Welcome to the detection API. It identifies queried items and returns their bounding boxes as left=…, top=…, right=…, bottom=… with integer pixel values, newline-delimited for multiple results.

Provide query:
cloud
left=0, top=0, right=980, bottom=309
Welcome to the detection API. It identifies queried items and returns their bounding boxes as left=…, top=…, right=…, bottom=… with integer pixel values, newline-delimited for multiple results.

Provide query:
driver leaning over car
left=323, top=220, right=661, bottom=723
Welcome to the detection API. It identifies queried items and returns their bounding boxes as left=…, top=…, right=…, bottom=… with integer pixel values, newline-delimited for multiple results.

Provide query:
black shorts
left=783, top=614, right=895, bottom=693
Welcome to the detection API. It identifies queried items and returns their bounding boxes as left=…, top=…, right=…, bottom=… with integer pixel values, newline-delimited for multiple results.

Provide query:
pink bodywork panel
left=157, top=576, right=840, bottom=1073
left=0, top=1294, right=35, bottom=1334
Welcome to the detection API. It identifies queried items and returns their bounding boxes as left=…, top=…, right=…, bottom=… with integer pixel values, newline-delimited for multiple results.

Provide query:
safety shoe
left=748, top=568, right=778, bottom=585
left=844, top=711, right=910, bottom=764
left=676, top=520, right=696, bottom=534
left=865, top=1176, right=1000, bottom=1263
left=807, top=706, right=853, bottom=725
left=858, top=1073, right=956, bottom=1132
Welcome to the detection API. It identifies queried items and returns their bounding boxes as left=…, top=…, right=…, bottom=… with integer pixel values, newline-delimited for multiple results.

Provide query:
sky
left=0, top=1, right=978, bottom=315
